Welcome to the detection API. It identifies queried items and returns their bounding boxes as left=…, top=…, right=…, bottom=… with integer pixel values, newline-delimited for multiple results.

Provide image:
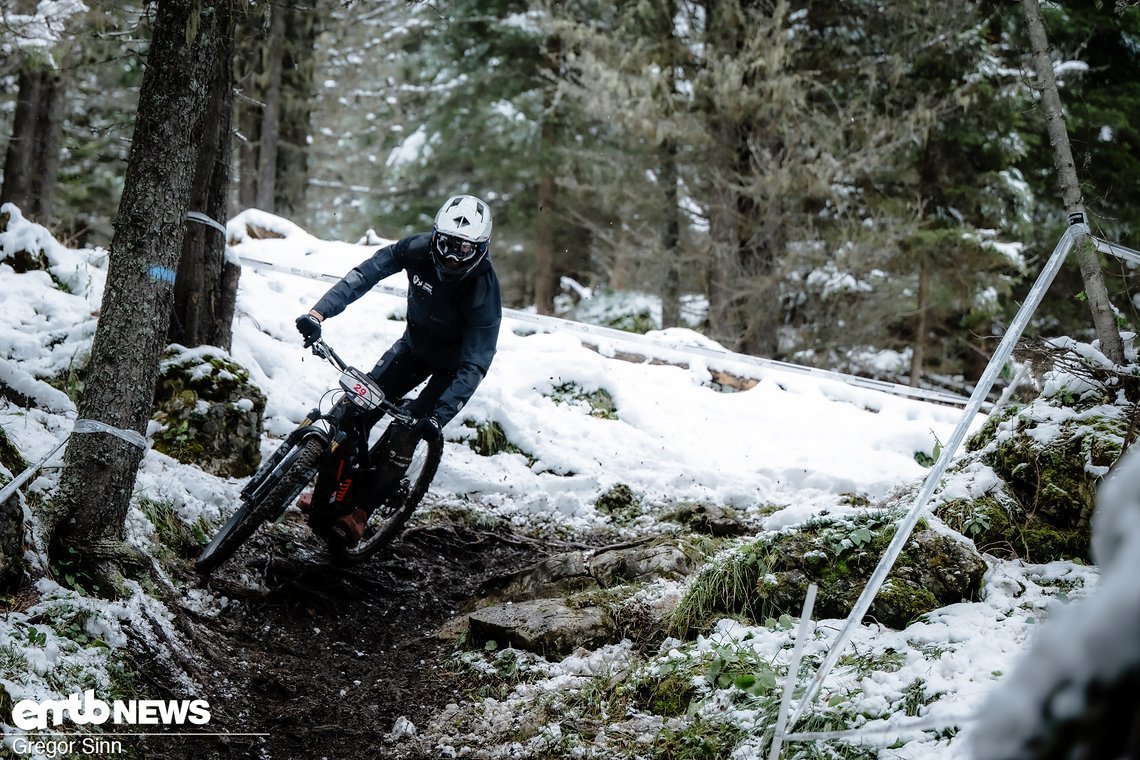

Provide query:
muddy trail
left=129, top=518, right=553, bottom=760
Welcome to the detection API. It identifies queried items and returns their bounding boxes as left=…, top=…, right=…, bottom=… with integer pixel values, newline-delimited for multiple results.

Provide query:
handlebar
left=309, top=338, right=347, bottom=371
left=308, top=338, right=412, bottom=423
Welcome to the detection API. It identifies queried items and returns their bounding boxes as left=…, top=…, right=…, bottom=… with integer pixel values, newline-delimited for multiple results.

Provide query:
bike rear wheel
left=329, top=432, right=443, bottom=564
left=196, top=437, right=324, bottom=574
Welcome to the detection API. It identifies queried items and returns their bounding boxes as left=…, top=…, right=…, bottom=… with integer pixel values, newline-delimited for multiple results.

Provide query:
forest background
left=4, top=0, right=1140, bottom=392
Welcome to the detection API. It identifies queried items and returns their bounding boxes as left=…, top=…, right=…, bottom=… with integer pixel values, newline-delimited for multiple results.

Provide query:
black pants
left=366, top=336, right=456, bottom=421
left=352, top=338, right=453, bottom=509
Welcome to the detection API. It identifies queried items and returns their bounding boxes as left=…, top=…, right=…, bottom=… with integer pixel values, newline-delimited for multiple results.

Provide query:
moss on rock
left=960, top=391, right=1127, bottom=562
left=595, top=483, right=640, bottom=516
left=935, top=487, right=1089, bottom=563
left=936, top=494, right=1017, bottom=556
left=152, top=345, right=266, bottom=478
left=670, top=511, right=986, bottom=635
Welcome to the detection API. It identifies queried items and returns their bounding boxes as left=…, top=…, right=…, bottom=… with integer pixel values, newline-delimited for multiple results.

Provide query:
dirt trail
left=133, top=519, right=548, bottom=760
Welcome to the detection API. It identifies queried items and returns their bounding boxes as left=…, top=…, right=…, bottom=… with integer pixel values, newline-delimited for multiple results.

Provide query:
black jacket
left=312, top=232, right=501, bottom=423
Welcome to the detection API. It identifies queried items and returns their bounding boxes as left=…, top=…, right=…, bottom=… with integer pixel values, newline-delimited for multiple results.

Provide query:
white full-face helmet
left=431, top=194, right=493, bottom=281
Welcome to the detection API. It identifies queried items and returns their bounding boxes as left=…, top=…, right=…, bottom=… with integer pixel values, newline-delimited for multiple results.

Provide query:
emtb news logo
left=11, top=690, right=211, bottom=730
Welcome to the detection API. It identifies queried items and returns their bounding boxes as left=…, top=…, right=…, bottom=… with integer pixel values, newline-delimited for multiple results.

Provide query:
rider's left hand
left=413, top=416, right=442, bottom=443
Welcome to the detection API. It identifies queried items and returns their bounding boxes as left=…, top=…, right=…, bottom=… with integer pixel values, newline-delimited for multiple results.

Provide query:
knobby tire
left=196, top=438, right=325, bottom=574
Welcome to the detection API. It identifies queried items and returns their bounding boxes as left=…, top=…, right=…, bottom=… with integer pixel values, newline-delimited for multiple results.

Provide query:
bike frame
left=239, top=339, right=412, bottom=513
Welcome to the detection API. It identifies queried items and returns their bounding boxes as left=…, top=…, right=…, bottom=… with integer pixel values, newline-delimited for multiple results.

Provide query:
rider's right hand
left=296, top=314, right=322, bottom=347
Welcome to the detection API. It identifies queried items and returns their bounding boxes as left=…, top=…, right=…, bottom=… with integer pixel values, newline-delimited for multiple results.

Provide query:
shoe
left=331, top=508, right=368, bottom=546
left=297, top=491, right=314, bottom=514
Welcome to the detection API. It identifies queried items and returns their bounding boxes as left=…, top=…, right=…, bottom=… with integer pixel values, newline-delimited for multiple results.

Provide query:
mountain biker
left=294, top=194, right=502, bottom=546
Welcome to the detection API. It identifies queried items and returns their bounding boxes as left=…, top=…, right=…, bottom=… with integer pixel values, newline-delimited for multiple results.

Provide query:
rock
left=660, top=502, right=749, bottom=536
left=945, top=355, right=1134, bottom=564
left=589, top=541, right=694, bottom=587
left=467, top=599, right=608, bottom=658
left=450, top=537, right=709, bottom=657
left=671, top=512, right=988, bottom=633
left=477, top=550, right=598, bottom=606
left=0, top=205, right=50, bottom=272
left=151, top=345, right=266, bottom=478
left=969, top=444, right=1140, bottom=759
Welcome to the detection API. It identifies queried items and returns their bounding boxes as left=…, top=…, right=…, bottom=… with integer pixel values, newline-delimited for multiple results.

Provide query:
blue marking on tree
left=148, top=265, right=176, bottom=283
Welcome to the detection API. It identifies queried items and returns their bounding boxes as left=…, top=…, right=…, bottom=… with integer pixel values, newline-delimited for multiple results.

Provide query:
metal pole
left=769, top=583, right=818, bottom=760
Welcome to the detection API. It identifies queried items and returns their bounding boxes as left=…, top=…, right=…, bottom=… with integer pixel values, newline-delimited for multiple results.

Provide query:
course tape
left=185, top=211, right=228, bottom=236
left=73, top=418, right=147, bottom=450
left=0, top=419, right=147, bottom=505
left=235, top=254, right=977, bottom=409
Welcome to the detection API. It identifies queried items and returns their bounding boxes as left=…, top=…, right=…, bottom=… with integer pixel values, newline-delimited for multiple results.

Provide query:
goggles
left=434, top=233, right=484, bottom=269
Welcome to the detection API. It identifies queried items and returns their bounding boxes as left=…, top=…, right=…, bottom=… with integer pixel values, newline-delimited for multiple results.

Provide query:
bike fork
left=241, top=409, right=324, bottom=503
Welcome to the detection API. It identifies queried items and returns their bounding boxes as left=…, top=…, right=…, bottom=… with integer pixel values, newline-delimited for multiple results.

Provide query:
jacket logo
left=412, top=274, right=433, bottom=295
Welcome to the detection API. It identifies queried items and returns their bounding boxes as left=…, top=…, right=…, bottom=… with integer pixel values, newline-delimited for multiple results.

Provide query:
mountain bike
left=195, top=338, right=443, bottom=573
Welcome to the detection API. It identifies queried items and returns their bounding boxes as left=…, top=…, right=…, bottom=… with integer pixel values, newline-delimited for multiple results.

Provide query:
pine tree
left=359, top=0, right=601, bottom=308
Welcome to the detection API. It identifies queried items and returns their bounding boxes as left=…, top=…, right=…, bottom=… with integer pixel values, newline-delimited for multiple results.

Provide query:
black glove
left=295, top=314, right=322, bottom=347
left=413, top=416, right=443, bottom=443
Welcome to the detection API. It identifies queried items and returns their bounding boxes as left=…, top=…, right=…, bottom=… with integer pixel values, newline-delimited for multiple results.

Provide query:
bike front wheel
left=196, top=437, right=325, bottom=574
left=329, top=432, right=443, bottom=564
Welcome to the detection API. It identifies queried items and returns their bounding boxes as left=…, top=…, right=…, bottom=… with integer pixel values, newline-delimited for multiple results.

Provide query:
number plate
left=339, top=370, right=384, bottom=410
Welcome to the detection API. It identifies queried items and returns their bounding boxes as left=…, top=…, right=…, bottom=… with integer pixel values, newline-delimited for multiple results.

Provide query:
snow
left=0, top=202, right=1129, bottom=757
left=0, top=1, right=88, bottom=62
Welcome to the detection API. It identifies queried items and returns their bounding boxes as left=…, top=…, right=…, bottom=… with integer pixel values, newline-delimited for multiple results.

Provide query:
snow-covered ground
left=0, top=203, right=1116, bottom=758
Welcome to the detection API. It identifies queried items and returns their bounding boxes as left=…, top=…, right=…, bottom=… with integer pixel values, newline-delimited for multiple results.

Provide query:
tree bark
left=911, top=255, right=928, bottom=387
left=275, top=3, right=318, bottom=218
left=660, top=137, right=682, bottom=328
left=255, top=7, right=286, bottom=211
left=50, top=0, right=229, bottom=593
left=1, top=63, right=64, bottom=223
left=171, top=6, right=238, bottom=351
left=704, top=0, right=782, bottom=356
left=234, top=4, right=315, bottom=218
left=658, top=0, right=683, bottom=329
left=0, top=427, right=28, bottom=592
left=702, top=0, right=743, bottom=348
left=235, top=19, right=262, bottom=213
left=533, top=34, right=562, bottom=316
left=1021, top=0, right=1124, bottom=365
left=534, top=169, right=558, bottom=315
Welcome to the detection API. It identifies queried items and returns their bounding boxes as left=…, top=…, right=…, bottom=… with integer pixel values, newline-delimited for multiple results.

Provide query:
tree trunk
left=235, top=8, right=267, bottom=211
left=255, top=7, right=286, bottom=211
left=1, top=63, right=64, bottom=223
left=275, top=3, right=318, bottom=218
left=911, top=255, right=928, bottom=387
left=171, top=8, right=239, bottom=351
left=0, top=427, right=28, bottom=592
left=702, top=0, right=741, bottom=347
left=235, top=30, right=261, bottom=213
left=534, top=170, right=558, bottom=316
left=533, top=34, right=562, bottom=316
left=660, top=141, right=682, bottom=327
left=50, top=0, right=230, bottom=594
left=1021, top=0, right=1124, bottom=365
left=234, top=4, right=314, bottom=218
left=703, top=0, right=784, bottom=356
left=658, top=0, right=683, bottom=329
